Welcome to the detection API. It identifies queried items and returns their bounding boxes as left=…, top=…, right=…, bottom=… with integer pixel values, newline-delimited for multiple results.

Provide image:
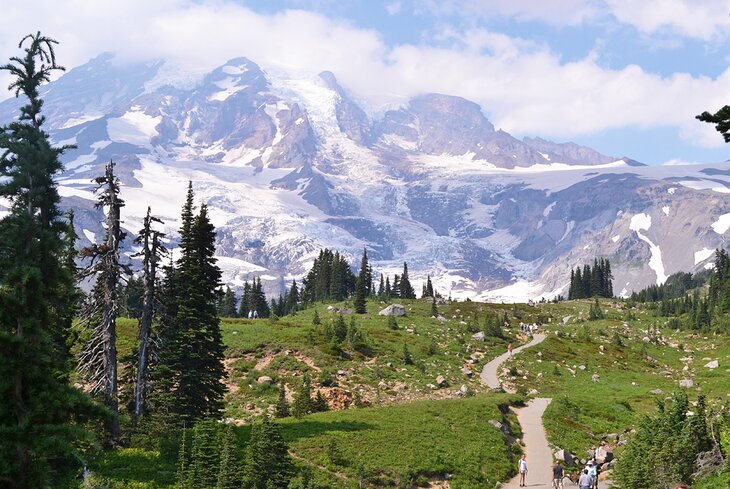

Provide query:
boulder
left=458, top=385, right=469, bottom=397
left=339, top=308, right=353, bottom=315
left=679, top=378, right=695, bottom=389
left=436, top=315, right=448, bottom=322
left=562, top=315, right=572, bottom=325
left=595, top=446, right=613, bottom=464
left=326, top=305, right=337, bottom=312
left=650, top=389, right=664, bottom=395
left=554, top=449, right=574, bottom=466
left=471, top=331, right=485, bottom=342
left=256, top=376, right=274, bottom=385
left=488, top=419, right=503, bottom=431
left=705, top=360, right=719, bottom=369
left=379, top=304, right=406, bottom=317
left=461, top=367, right=473, bottom=377
left=591, top=374, right=600, bottom=383
left=436, top=375, right=448, bottom=388
left=578, top=365, right=587, bottom=371
left=527, top=389, right=539, bottom=397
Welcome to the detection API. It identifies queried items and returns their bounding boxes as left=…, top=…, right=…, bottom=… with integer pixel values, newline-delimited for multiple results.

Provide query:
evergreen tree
left=238, top=281, right=251, bottom=317
left=333, top=315, right=347, bottom=343
left=354, top=248, right=369, bottom=314
left=312, top=390, right=329, bottom=412
left=275, top=382, right=290, bottom=418
left=120, top=276, right=144, bottom=318
left=217, top=424, right=245, bottom=489
left=384, top=276, right=392, bottom=298
left=285, top=279, right=299, bottom=314
left=149, top=184, right=227, bottom=426
left=431, top=297, right=438, bottom=317
left=292, top=373, right=313, bottom=418
left=0, top=32, right=103, bottom=487
left=252, top=277, right=270, bottom=318
left=246, top=416, right=293, bottom=489
left=190, top=420, right=221, bottom=489
left=218, top=286, right=237, bottom=318
left=346, top=316, right=367, bottom=353
left=399, top=262, right=416, bottom=299
left=423, top=275, right=434, bottom=298
left=177, top=426, right=192, bottom=489
left=377, top=274, right=385, bottom=297
left=697, top=103, right=730, bottom=142
left=402, top=343, right=413, bottom=365
left=312, top=309, right=321, bottom=325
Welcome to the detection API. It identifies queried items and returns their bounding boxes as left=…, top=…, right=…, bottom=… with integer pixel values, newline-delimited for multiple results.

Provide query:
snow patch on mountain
left=630, top=213, right=667, bottom=285
left=695, top=248, right=714, bottom=265
left=208, top=77, right=248, bottom=102
left=711, top=212, right=730, bottom=234
left=107, top=108, right=161, bottom=147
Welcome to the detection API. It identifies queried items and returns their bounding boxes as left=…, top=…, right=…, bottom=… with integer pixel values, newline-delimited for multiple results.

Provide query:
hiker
left=253, top=310, right=258, bottom=319
left=247, top=310, right=253, bottom=319
left=551, top=460, right=564, bottom=489
left=578, top=468, right=592, bottom=489
left=586, top=460, right=598, bottom=489
left=518, top=454, right=527, bottom=487
left=508, top=343, right=513, bottom=357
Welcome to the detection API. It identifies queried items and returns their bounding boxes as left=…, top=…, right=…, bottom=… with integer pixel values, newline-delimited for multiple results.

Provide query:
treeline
left=630, top=270, right=710, bottom=303
left=568, top=258, right=614, bottom=299
left=629, top=250, right=730, bottom=332
left=126, top=248, right=438, bottom=320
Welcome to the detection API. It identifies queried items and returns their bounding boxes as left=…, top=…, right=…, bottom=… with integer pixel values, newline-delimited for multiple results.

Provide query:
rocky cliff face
left=1, top=54, right=728, bottom=300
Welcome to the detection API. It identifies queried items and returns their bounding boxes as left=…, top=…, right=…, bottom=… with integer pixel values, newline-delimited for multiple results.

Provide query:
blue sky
left=3, top=0, right=730, bottom=164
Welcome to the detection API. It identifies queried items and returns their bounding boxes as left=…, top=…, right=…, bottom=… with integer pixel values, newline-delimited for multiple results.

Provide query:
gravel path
left=479, top=333, right=610, bottom=488
left=480, top=333, right=546, bottom=392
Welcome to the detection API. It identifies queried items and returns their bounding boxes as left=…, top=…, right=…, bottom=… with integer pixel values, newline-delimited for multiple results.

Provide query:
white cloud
left=415, top=0, right=604, bottom=26
left=386, top=2, right=402, bottom=15
left=606, top=0, right=730, bottom=40
left=1, top=0, right=730, bottom=150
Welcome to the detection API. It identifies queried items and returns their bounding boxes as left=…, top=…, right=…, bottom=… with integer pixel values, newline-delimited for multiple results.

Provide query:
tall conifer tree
left=0, top=32, right=102, bottom=487
left=354, top=248, right=369, bottom=314
left=149, top=184, right=227, bottom=425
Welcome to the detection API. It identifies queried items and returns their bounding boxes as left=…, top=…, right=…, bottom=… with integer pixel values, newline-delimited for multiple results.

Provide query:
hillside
left=91, top=297, right=730, bottom=488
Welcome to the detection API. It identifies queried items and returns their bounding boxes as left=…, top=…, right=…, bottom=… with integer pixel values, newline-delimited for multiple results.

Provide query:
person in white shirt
left=518, top=454, right=527, bottom=487
left=578, top=469, right=592, bottom=489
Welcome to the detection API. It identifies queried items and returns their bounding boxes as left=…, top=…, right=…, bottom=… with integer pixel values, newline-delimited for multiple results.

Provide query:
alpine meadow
left=3, top=3, right=730, bottom=489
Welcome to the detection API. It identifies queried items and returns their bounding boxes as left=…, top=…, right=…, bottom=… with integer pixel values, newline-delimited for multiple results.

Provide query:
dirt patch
left=254, top=350, right=321, bottom=372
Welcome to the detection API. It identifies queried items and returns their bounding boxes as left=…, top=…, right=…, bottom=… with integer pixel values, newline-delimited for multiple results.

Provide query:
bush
left=613, top=393, right=711, bottom=489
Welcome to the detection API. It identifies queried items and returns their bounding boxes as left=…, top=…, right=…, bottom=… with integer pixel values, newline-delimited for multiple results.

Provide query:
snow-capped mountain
left=2, top=53, right=729, bottom=301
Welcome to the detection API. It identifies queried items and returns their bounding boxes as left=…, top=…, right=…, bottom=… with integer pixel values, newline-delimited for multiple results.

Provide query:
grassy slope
left=220, top=298, right=518, bottom=420
left=93, top=297, right=730, bottom=487
left=93, top=394, right=521, bottom=489
left=505, top=299, right=730, bottom=460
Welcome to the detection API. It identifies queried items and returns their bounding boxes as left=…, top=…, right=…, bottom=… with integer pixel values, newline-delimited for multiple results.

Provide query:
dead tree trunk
left=133, top=206, right=166, bottom=418
left=78, top=160, right=127, bottom=442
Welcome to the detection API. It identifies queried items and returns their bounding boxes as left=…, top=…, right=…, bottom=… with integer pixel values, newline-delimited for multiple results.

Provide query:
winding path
left=480, top=334, right=546, bottom=392
left=480, top=333, right=609, bottom=488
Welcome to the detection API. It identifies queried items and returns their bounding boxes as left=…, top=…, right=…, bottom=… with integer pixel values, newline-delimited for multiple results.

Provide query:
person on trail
left=586, top=460, right=598, bottom=489
left=518, top=454, right=527, bottom=487
left=578, top=469, right=592, bottom=489
left=508, top=343, right=513, bottom=357
left=552, top=460, right=564, bottom=489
